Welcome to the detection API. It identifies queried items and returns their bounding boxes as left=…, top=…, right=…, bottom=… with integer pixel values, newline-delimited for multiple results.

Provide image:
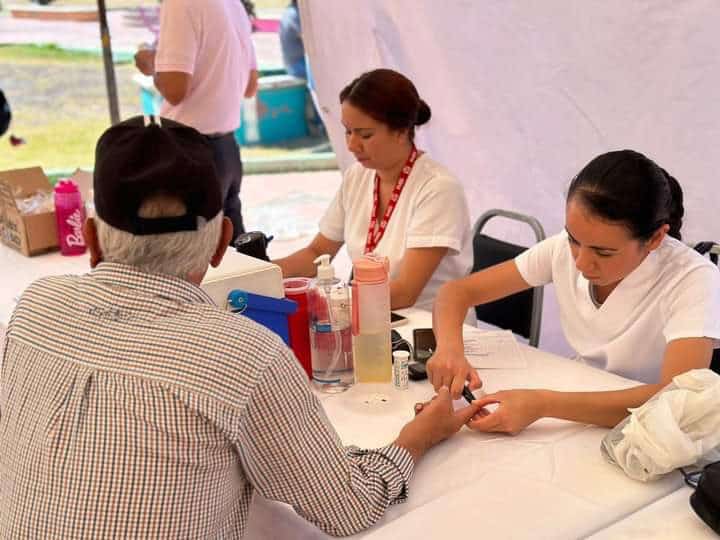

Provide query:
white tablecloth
left=1, top=246, right=91, bottom=325
left=589, top=487, right=716, bottom=539
left=1, top=247, right=696, bottom=538
left=244, top=309, right=686, bottom=539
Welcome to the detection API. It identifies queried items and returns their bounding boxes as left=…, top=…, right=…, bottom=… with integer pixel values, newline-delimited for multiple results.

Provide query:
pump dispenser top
left=313, top=254, right=336, bottom=282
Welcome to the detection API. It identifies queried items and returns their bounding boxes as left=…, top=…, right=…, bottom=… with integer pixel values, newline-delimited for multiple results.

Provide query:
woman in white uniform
left=428, top=150, right=720, bottom=434
left=275, top=69, right=472, bottom=312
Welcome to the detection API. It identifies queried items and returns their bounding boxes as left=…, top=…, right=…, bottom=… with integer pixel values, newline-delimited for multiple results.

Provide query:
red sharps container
left=283, top=278, right=312, bottom=378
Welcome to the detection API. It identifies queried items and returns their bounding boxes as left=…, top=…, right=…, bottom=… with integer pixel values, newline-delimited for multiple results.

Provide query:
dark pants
left=208, top=133, right=244, bottom=242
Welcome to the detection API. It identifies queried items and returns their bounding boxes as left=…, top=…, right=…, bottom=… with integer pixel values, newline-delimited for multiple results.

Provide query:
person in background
left=0, top=89, right=11, bottom=138
left=134, top=0, right=258, bottom=243
left=241, top=0, right=256, bottom=19
left=275, top=69, right=473, bottom=315
left=428, top=149, right=720, bottom=434
left=0, top=89, right=24, bottom=147
left=278, top=0, right=326, bottom=137
left=0, top=116, right=482, bottom=538
left=279, top=0, right=307, bottom=79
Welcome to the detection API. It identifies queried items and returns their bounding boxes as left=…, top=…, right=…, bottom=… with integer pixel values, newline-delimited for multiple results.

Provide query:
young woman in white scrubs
left=275, top=69, right=472, bottom=312
left=428, top=150, right=720, bottom=434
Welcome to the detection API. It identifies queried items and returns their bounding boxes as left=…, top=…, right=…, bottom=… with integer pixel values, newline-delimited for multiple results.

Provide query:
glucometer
left=462, top=385, right=477, bottom=404
left=412, top=328, right=436, bottom=362
left=407, top=360, right=427, bottom=381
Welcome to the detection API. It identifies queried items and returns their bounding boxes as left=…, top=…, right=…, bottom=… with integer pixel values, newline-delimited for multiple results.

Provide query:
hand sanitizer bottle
left=308, top=254, right=353, bottom=392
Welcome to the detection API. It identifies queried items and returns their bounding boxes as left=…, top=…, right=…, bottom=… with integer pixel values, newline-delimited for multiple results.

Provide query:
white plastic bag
left=601, top=368, right=720, bottom=481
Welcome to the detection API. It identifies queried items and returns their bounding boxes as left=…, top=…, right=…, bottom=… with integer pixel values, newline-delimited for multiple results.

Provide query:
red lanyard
left=364, top=146, right=418, bottom=254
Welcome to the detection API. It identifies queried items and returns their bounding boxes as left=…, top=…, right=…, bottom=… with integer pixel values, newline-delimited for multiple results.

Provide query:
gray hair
left=95, top=195, right=223, bottom=279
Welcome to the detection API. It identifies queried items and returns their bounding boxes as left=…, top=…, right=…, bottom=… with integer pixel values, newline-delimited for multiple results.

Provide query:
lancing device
left=462, top=385, right=477, bottom=405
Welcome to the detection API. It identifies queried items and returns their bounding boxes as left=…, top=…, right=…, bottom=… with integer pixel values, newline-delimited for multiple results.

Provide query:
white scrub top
left=320, top=154, right=473, bottom=315
left=515, top=232, right=720, bottom=383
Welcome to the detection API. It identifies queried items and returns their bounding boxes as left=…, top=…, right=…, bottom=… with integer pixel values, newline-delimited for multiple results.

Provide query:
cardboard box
left=0, top=167, right=58, bottom=256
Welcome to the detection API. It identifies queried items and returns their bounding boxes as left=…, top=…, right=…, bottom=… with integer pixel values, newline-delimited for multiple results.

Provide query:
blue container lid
left=228, top=290, right=297, bottom=315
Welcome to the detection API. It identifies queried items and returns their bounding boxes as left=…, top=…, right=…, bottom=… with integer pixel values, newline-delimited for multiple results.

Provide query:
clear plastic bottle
left=308, top=254, right=353, bottom=392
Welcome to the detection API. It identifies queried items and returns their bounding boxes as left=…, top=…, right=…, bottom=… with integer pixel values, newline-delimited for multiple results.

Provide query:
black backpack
left=0, top=89, right=11, bottom=137
left=686, top=460, right=720, bottom=534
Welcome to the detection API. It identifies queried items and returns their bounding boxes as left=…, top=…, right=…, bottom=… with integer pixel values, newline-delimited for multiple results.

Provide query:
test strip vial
left=392, top=350, right=409, bottom=390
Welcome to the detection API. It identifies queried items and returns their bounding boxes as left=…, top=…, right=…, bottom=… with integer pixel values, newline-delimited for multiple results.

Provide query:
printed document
left=463, top=328, right=527, bottom=369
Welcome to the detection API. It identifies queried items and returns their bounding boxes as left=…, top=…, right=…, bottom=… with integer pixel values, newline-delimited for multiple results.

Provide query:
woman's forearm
left=389, top=281, right=415, bottom=310
left=540, top=384, right=664, bottom=428
left=274, top=234, right=344, bottom=280
left=433, top=260, right=531, bottom=353
left=432, top=280, right=473, bottom=353
left=273, top=247, right=321, bottom=278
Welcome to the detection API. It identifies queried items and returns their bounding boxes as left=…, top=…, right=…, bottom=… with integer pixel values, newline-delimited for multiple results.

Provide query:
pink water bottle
left=54, top=179, right=86, bottom=256
left=351, top=255, right=392, bottom=383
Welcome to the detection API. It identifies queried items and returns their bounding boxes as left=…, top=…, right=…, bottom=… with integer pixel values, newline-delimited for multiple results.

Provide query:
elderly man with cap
left=0, top=116, right=482, bottom=538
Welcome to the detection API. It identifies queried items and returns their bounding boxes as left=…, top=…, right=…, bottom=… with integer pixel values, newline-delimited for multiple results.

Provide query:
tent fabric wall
left=300, top=0, right=720, bottom=354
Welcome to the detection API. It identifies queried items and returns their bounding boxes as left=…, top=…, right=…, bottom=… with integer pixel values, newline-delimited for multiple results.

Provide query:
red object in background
left=252, top=18, right=280, bottom=33
left=284, top=278, right=312, bottom=378
left=9, top=134, right=26, bottom=146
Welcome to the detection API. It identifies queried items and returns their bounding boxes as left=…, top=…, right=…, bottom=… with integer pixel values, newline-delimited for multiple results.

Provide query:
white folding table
left=243, top=309, right=697, bottom=539
left=1, top=246, right=709, bottom=539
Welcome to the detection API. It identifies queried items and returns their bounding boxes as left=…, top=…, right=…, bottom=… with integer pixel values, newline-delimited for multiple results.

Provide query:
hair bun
left=416, top=100, right=431, bottom=126
left=661, top=168, right=684, bottom=241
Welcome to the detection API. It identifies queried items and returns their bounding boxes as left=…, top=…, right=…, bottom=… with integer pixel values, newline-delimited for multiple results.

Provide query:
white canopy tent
left=299, top=0, right=720, bottom=352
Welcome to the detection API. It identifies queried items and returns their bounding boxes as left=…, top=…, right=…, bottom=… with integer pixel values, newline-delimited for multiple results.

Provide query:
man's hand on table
left=466, top=389, right=547, bottom=435
left=426, top=347, right=482, bottom=399
left=394, top=387, right=483, bottom=462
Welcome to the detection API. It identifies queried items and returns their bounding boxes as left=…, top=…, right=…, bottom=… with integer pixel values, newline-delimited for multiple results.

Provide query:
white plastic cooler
left=201, top=250, right=284, bottom=306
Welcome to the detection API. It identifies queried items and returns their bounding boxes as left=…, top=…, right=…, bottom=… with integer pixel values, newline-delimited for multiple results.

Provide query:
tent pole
left=97, top=0, right=120, bottom=125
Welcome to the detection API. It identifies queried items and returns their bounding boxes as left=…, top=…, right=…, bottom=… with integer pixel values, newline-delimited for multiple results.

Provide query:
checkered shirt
left=0, top=263, right=413, bottom=538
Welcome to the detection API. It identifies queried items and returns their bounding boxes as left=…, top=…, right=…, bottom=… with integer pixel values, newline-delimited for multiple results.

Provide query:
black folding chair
left=694, top=241, right=720, bottom=374
left=472, top=209, right=545, bottom=347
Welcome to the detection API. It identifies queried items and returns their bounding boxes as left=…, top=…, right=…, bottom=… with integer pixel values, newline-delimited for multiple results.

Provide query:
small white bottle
left=308, top=255, right=353, bottom=392
left=392, top=350, right=409, bottom=390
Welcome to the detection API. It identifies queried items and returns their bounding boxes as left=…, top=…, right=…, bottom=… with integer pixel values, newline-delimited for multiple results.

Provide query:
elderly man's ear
left=83, top=218, right=103, bottom=268
left=211, top=217, right=234, bottom=268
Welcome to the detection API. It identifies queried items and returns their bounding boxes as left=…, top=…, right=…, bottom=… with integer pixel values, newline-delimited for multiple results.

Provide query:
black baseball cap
left=93, top=115, right=222, bottom=235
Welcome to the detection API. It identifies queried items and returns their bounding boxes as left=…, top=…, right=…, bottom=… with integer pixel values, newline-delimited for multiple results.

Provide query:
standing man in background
left=279, top=0, right=306, bottom=79
left=135, top=0, right=259, bottom=243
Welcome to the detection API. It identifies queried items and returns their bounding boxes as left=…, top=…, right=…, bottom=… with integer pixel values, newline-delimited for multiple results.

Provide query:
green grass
left=0, top=119, right=109, bottom=170
left=0, top=44, right=103, bottom=63
left=1, top=126, right=330, bottom=172
left=0, top=1, right=322, bottom=172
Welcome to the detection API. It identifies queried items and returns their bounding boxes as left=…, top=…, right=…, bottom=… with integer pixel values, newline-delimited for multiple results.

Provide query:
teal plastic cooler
left=236, top=74, right=309, bottom=145
left=135, top=72, right=308, bottom=145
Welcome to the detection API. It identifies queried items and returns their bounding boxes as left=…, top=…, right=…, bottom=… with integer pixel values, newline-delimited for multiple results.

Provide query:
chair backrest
left=693, top=241, right=720, bottom=374
left=694, top=241, right=719, bottom=267
left=472, top=209, right=545, bottom=347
